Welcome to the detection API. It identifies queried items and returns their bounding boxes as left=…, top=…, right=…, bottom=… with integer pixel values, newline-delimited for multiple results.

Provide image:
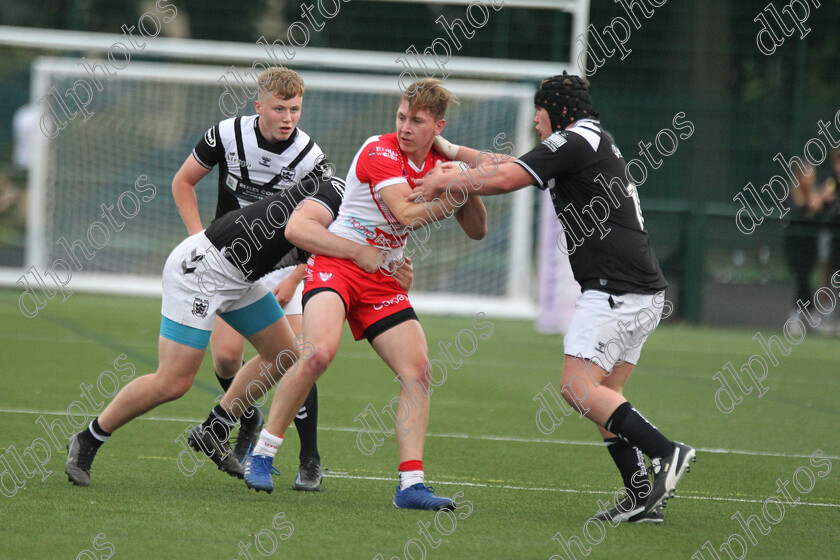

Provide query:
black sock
left=81, top=417, right=111, bottom=450
left=604, top=437, right=650, bottom=501
left=215, top=359, right=245, bottom=393
left=215, top=371, right=233, bottom=392
left=202, top=404, right=236, bottom=441
left=605, top=402, right=674, bottom=460
left=294, top=384, right=320, bottom=462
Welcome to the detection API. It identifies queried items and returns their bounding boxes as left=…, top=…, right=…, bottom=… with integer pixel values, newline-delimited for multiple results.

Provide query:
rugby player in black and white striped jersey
left=65, top=176, right=414, bottom=489
left=171, top=68, right=328, bottom=490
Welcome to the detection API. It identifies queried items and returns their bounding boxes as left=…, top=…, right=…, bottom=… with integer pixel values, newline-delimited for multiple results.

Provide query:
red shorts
left=302, top=254, right=416, bottom=341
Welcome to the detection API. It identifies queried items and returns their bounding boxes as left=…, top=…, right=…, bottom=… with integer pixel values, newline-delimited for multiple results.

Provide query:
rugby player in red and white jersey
left=242, top=79, right=487, bottom=510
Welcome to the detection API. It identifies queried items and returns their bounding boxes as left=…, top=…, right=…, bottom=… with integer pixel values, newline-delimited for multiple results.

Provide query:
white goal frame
left=3, top=57, right=538, bottom=318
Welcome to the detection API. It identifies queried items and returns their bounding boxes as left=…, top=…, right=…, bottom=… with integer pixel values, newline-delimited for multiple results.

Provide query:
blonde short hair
left=400, top=79, right=457, bottom=120
left=257, top=67, right=305, bottom=100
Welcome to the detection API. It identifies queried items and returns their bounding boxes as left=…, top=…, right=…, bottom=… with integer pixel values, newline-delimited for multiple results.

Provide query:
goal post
left=12, top=56, right=538, bottom=317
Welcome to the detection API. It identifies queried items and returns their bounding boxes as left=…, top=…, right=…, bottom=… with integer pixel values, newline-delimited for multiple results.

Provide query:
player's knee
left=156, top=376, right=192, bottom=403
left=559, top=386, right=580, bottom=409
left=212, top=352, right=242, bottom=378
left=600, top=383, right=624, bottom=398
left=404, top=358, right=433, bottom=393
left=559, top=368, right=578, bottom=389
left=559, top=371, right=591, bottom=407
left=300, top=346, right=334, bottom=377
left=599, top=374, right=622, bottom=392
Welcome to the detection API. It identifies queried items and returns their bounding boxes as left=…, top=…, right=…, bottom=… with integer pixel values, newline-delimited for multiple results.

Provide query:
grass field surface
left=0, top=289, right=837, bottom=559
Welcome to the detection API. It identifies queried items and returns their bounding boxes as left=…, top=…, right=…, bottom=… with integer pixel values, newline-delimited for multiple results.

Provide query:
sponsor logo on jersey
left=205, top=127, right=216, bottom=147
left=192, top=297, right=209, bottom=318
left=319, top=272, right=333, bottom=282
left=368, top=227, right=406, bottom=249
left=543, top=132, right=568, bottom=153
left=348, top=216, right=376, bottom=239
left=367, top=146, right=401, bottom=162
left=595, top=341, right=606, bottom=354
left=611, top=144, right=623, bottom=159
left=259, top=155, right=271, bottom=167
left=373, top=293, right=407, bottom=311
left=226, top=151, right=252, bottom=168
left=331, top=180, right=345, bottom=197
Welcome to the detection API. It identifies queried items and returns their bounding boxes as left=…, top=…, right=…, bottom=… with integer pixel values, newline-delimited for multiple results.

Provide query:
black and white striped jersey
left=192, top=115, right=332, bottom=219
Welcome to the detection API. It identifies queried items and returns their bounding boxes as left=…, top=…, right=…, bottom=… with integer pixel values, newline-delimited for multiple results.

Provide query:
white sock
left=399, top=470, right=424, bottom=490
left=252, top=429, right=283, bottom=458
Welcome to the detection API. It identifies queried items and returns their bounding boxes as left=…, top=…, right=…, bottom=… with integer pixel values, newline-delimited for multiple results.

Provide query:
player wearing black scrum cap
left=412, top=72, right=695, bottom=523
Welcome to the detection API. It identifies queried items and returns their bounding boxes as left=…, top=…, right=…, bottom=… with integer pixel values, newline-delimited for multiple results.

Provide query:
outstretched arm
left=412, top=158, right=534, bottom=202
left=434, top=135, right=515, bottom=169
left=286, top=200, right=382, bottom=273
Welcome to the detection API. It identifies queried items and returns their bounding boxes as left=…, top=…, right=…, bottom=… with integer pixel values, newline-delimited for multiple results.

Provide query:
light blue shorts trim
left=160, top=316, right=212, bottom=349
left=219, top=292, right=284, bottom=338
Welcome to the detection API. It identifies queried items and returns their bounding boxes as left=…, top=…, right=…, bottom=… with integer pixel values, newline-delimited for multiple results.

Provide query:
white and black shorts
left=159, top=232, right=284, bottom=349
left=563, top=289, right=665, bottom=373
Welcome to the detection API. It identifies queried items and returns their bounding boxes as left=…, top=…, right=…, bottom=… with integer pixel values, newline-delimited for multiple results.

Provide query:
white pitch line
left=325, top=473, right=840, bottom=508
left=5, top=331, right=840, bottom=386
left=2, top=406, right=836, bottom=508
left=1, top=407, right=837, bottom=462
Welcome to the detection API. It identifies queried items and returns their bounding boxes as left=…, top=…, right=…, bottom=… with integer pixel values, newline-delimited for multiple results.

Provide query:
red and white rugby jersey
left=328, top=132, right=449, bottom=260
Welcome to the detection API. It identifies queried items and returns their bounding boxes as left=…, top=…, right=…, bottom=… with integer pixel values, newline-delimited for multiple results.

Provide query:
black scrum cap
left=534, top=71, right=599, bottom=131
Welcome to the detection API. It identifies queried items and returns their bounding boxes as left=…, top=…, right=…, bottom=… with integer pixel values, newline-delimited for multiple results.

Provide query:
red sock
left=399, top=460, right=423, bottom=472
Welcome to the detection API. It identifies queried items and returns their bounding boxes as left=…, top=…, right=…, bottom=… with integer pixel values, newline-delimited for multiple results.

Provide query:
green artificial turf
left=0, top=289, right=837, bottom=559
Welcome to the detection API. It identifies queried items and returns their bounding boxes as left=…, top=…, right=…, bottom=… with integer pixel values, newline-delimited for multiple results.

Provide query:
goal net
left=22, top=57, right=537, bottom=317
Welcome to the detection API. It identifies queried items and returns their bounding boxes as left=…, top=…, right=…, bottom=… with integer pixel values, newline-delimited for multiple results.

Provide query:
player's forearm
left=172, top=180, right=203, bottom=234
left=436, top=136, right=513, bottom=168
left=286, top=217, right=368, bottom=263
left=456, top=146, right=515, bottom=169
left=290, top=263, right=307, bottom=284
left=452, top=145, right=482, bottom=166
left=414, top=161, right=525, bottom=203
left=394, top=193, right=464, bottom=229
left=454, top=195, right=487, bottom=240
left=462, top=162, right=529, bottom=196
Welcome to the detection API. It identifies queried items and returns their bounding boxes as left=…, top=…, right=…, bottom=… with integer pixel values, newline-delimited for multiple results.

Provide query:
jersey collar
left=253, top=117, right=298, bottom=154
